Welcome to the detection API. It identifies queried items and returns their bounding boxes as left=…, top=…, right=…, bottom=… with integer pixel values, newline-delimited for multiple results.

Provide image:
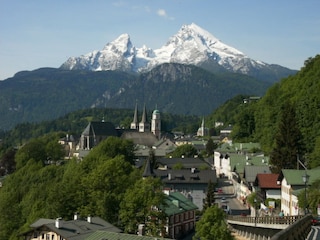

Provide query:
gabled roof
left=154, top=169, right=217, bottom=185
left=26, top=217, right=121, bottom=240
left=81, top=121, right=119, bottom=137
left=243, top=165, right=271, bottom=183
left=280, top=168, right=320, bottom=186
left=121, top=132, right=158, bottom=147
left=163, top=192, right=198, bottom=216
left=256, top=173, right=280, bottom=189
left=157, top=157, right=211, bottom=169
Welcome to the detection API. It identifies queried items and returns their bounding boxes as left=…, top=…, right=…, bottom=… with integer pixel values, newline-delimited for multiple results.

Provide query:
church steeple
left=130, top=102, right=139, bottom=130
left=151, top=107, right=161, bottom=139
left=139, top=103, right=150, bottom=132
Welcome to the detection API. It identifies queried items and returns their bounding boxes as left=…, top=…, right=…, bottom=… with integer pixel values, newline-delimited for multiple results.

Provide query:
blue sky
left=1, top=0, right=319, bottom=80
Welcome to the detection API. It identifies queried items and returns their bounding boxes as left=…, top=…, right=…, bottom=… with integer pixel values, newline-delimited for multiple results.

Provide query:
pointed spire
left=140, top=103, right=147, bottom=123
left=201, top=117, right=205, bottom=128
left=133, top=102, right=138, bottom=122
left=130, top=101, right=139, bottom=130
left=142, top=151, right=156, bottom=178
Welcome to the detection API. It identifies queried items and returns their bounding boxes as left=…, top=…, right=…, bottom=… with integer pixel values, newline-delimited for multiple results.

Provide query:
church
left=79, top=104, right=162, bottom=150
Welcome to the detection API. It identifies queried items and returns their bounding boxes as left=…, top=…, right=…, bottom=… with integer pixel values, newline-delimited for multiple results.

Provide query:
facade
left=278, top=169, right=319, bottom=216
left=163, top=191, right=198, bottom=239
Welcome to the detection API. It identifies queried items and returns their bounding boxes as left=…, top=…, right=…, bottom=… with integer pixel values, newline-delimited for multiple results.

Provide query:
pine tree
left=270, top=101, right=304, bottom=173
left=202, top=180, right=215, bottom=211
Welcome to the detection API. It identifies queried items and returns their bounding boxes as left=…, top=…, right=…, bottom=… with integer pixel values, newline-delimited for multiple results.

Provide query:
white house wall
left=266, top=189, right=281, bottom=200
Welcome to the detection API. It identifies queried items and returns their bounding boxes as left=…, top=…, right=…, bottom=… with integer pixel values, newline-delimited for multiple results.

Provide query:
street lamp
left=302, top=173, right=309, bottom=215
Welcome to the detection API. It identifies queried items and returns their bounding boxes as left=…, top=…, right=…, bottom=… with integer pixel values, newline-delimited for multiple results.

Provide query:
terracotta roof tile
left=256, top=173, right=281, bottom=189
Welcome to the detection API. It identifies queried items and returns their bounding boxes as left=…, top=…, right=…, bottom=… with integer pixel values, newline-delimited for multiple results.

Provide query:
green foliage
left=309, top=136, right=320, bottom=168
left=2, top=107, right=200, bottom=147
left=207, top=94, right=252, bottom=126
left=269, top=101, right=304, bottom=173
left=0, top=136, right=139, bottom=240
left=205, top=138, right=217, bottom=156
left=119, top=177, right=166, bottom=236
left=169, top=144, right=198, bottom=158
left=79, top=156, right=137, bottom=223
left=0, top=147, right=16, bottom=175
left=81, top=136, right=135, bottom=171
left=231, top=103, right=256, bottom=142
left=246, top=192, right=261, bottom=209
left=202, top=180, right=216, bottom=211
left=299, top=179, right=320, bottom=214
left=193, top=205, right=234, bottom=240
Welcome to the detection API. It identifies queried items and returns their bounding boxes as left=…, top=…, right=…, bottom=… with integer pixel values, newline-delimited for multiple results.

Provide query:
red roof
left=256, top=173, right=281, bottom=189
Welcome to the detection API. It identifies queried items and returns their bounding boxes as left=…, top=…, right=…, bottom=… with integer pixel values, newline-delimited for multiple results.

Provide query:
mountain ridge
left=60, top=23, right=296, bottom=83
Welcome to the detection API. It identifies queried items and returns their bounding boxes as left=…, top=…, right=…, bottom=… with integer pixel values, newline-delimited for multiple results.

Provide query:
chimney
left=55, top=218, right=62, bottom=228
left=87, top=215, right=92, bottom=223
left=74, top=212, right=79, bottom=220
left=138, top=224, right=145, bottom=236
left=168, top=173, right=171, bottom=180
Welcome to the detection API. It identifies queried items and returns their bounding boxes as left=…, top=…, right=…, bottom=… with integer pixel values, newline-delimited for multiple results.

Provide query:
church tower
left=151, top=108, right=161, bottom=139
left=139, top=104, right=150, bottom=132
left=130, top=102, right=139, bottom=130
left=197, top=117, right=208, bottom=136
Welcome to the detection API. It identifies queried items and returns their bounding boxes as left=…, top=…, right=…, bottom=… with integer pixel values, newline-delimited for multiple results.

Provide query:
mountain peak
left=60, top=23, right=294, bottom=81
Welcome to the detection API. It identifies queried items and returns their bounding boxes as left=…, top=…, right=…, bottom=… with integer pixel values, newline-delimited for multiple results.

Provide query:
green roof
left=229, top=153, right=269, bottom=174
left=282, top=168, right=320, bottom=186
left=217, top=142, right=261, bottom=153
left=85, top=231, right=172, bottom=240
left=163, top=192, right=198, bottom=216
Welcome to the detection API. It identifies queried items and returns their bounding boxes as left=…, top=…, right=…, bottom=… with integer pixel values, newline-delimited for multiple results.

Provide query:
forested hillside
left=213, top=55, right=320, bottom=169
left=0, top=63, right=273, bottom=130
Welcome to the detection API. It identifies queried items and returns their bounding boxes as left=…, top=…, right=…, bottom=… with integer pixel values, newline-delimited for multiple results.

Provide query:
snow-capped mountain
left=60, top=23, right=295, bottom=81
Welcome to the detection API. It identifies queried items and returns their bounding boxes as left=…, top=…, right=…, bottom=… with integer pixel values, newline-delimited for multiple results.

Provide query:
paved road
left=307, top=226, right=320, bottom=240
left=216, top=178, right=250, bottom=216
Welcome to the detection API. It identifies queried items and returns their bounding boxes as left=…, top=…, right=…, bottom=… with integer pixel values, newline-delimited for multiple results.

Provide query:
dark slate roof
left=121, top=132, right=158, bottom=147
left=163, top=192, right=198, bottom=216
left=157, top=157, right=211, bottom=169
left=27, top=217, right=121, bottom=240
left=81, top=121, right=119, bottom=137
left=154, top=169, right=217, bottom=184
